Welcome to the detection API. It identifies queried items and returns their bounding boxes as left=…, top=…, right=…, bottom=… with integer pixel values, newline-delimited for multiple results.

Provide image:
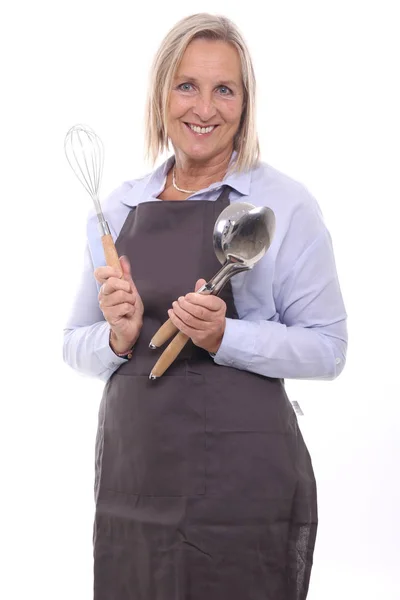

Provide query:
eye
left=178, top=83, right=194, bottom=92
left=217, top=86, right=233, bottom=96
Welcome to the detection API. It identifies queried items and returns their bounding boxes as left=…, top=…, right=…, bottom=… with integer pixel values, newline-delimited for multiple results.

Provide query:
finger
left=94, top=266, right=122, bottom=285
left=120, top=255, right=132, bottom=279
left=194, top=278, right=207, bottom=292
left=171, top=300, right=207, bottom=330
left=168, top=308, right=195, bottom=337
left=104, top=302, right=136, bottom=321
left=175, top=297, right=215, bottom=322
left=101, top=277, right=131, bottom=296
left=184, top=292, right=225, bottom=311
left=120, top=255, right=140, bottom=295
left=100, top=289, right=136, bottom=308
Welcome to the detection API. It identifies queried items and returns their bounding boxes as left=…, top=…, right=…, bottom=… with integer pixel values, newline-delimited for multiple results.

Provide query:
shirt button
left=335, top=358, right=341, bottom=365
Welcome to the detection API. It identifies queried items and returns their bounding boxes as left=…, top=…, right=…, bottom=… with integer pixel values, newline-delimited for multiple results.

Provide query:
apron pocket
left=100, top=373, right=206, bottom=497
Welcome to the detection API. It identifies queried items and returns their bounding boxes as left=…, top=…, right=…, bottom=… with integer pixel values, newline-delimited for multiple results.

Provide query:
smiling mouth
left=184, top=123, right=219, bottom=135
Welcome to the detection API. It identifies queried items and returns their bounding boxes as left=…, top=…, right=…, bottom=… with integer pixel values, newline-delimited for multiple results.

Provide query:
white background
left=2, top=0, right=399, bottom=598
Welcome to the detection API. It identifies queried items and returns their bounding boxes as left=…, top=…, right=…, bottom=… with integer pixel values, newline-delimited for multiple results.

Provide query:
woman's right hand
left=94, top=255, right=144, bottom=355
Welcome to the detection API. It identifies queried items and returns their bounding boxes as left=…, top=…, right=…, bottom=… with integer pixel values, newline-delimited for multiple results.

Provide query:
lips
left=184, top=122, right=219, bottom=136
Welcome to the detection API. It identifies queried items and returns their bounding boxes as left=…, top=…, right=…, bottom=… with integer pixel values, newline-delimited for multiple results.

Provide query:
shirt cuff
left=94, top=322, right=129, bottom=370
left=211, top=318, right=257, bottom=371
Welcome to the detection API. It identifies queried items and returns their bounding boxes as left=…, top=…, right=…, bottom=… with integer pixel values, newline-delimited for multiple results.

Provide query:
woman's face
left=167, top=39, right=244, bottom=164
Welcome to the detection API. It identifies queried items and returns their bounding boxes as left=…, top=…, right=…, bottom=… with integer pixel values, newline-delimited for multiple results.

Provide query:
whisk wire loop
left=64, top=124, right=105, bottom=217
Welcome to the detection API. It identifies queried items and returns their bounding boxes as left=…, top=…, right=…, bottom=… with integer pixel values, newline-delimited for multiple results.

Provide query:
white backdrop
left=2, top=1, right=399, bottom=598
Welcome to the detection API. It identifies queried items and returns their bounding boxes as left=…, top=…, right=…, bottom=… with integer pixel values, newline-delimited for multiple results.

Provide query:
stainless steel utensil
left=149, top=202, right=276, bottom=379
left=64, top=124, right=122, bottom=276
left=149, top=202, right=258, bottom=349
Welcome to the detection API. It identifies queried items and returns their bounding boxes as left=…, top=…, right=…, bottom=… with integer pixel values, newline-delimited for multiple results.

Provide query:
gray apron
left=93, top=186, right=318, bottom=600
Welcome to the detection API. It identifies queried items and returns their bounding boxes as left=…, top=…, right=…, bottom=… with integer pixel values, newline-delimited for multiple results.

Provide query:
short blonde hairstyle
left=145, top=13, right=260, bottom=173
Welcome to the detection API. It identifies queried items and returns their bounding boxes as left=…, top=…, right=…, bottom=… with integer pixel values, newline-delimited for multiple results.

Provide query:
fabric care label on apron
left=291, top=401, right=305, bottom=416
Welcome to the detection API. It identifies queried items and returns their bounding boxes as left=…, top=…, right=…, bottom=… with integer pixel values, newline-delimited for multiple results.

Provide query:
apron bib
left=93, top=186, right=318, bottom=600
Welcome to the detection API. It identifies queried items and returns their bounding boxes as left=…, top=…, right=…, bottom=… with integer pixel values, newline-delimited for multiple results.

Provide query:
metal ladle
left=149, top=202, right=276, bottom=379
left=149, top=202, right=256, bottom=350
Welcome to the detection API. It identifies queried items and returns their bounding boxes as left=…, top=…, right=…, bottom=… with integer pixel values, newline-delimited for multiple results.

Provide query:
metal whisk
left=64, top=124, right=122, bottom=275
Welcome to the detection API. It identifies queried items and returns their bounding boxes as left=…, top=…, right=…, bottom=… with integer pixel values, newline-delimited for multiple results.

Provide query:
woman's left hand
left=168, top=279, right=226, bottom=354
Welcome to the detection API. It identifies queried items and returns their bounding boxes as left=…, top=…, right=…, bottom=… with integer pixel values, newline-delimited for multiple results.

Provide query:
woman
left=64, top=13, right=347, bottom=600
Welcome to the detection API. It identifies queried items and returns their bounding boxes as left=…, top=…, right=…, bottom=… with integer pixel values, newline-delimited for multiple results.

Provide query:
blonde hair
left=145, top=13, right=260, bottom=173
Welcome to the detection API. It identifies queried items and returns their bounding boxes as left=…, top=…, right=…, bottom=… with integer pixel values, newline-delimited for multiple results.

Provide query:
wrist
left=109, top=330, right=136, bottom=357
left=208, top=334, right=224, bottom=356
left=208, top=321, right=226, bottom=355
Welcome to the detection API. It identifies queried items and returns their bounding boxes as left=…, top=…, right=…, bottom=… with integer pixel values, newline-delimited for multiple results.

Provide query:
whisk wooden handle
left=150, top=332, right=190, bottom=379
left=101, top=234, right=122, bottom=277
left=149, top=319, right=179, bottom=349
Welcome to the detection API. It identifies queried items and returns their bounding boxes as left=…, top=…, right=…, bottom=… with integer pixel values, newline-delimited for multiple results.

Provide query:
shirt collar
left=123, top=150, right=252, bottom=207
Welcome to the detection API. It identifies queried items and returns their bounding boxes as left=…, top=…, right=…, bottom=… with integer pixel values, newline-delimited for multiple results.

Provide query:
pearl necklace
left=172, top=167, right=197, bottom=194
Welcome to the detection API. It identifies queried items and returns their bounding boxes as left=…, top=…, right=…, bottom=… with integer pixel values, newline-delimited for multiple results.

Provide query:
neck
left=173, top=147, right=233, bottom=191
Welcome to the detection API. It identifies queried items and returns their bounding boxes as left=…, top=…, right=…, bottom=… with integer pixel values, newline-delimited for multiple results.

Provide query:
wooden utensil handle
left=150, top=286, right=212, bottom=348
left=150, top=318, right=179, bottom=349
left=150, top=332, right=190, bottom=379
left=101, top=234, right=122, bottom=277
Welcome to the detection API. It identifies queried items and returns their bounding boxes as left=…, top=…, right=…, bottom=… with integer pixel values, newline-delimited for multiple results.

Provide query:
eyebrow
left=175, top=75, right=240, bottom=88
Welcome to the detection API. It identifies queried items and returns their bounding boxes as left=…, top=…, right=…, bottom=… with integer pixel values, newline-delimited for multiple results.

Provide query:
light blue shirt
left=63, top=153, right=348, bottom=382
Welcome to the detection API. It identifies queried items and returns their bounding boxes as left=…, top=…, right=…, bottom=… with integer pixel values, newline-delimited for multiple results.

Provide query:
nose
left=193, top=91, right=217, bottom=122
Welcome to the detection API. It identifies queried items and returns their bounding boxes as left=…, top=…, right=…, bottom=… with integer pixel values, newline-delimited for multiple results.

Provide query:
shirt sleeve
left=213, top=205, right=348, bottom=380
left=62, top=243, right=127, bottom=381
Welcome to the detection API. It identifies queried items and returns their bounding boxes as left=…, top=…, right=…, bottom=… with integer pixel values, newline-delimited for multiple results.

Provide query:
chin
left=178, top=143, right=223, bottom=163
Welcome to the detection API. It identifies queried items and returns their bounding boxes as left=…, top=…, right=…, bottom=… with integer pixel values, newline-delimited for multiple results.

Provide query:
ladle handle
left=149, top=332, right=190, bottom=379
left=149, top=319, right=178, bottom=349
left=149, top=283, right=210, bottom=349
left=101, top=233, right=122, bottom=277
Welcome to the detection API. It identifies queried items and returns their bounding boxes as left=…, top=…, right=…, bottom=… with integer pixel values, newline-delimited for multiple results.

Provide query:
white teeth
left=188, top=124, right=215, bottom=134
